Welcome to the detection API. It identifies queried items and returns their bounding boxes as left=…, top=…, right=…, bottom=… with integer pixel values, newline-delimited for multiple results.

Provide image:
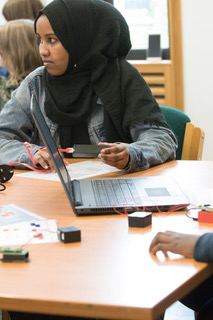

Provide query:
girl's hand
left=33, top=150, right=54, bottom=170
left=98, top=142, right=130, bottom=169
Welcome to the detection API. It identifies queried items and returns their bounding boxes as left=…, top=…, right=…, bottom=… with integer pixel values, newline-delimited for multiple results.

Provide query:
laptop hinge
left=72, top=180, right=83, bottom=206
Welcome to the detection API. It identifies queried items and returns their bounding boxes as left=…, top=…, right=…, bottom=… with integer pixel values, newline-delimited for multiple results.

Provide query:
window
left=105, top=0, right=184, bottom=110
left=112, top=0, right=170, bottom=59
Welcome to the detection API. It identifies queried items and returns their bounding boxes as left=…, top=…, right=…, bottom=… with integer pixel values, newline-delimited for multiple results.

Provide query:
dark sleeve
left=193, top=233, right=213, bottom=262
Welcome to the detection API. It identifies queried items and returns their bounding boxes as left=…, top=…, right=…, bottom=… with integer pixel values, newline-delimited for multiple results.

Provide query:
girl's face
left=36, top=14, right=69, bottom=76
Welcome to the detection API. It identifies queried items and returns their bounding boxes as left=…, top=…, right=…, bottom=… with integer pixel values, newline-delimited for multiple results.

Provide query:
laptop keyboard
left=92, top=179, right=142, bottom=206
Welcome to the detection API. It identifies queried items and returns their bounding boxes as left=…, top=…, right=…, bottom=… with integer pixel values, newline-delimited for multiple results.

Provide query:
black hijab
left=35, top=0, right=167, bottom=148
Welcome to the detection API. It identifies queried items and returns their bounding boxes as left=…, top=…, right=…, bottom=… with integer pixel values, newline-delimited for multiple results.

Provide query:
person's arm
left=149, top=231, right=213, bottom=262
left=126, top=123, right=177, bottom=172
left=0, top=78, right=54, bottom=168
left=149, top=231, right=200, bottom=258
left=193, top=233, right=213, bottom=262
left=98, top=124, right=177, bottom=172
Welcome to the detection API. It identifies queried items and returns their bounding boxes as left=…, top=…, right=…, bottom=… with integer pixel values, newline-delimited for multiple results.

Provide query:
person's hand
left=98, top=142, right=130, bottom=169
left=33, top=150, right=69, bottom=171
left=33, top=150, right=54, bottom=170
left=149, top=231, right=200, bottom=258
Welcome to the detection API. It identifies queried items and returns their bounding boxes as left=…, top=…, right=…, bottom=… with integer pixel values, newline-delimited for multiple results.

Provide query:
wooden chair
left=181, top=122, right=205, bottom=160
left=159, top=106, right=205, bottom=160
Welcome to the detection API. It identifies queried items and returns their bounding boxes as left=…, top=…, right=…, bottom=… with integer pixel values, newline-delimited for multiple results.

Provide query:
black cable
left=0, top=182, right=6, bottom=191
left=185, top=207, right=198, bottom=221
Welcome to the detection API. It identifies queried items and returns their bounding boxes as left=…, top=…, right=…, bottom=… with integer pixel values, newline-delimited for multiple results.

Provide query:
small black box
left=128, top=212, right=152, bottom=228
left=58, top=226, right=81, bottom=243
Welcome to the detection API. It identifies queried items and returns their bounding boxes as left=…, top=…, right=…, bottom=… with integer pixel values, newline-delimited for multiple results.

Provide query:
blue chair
left=159, top=106, right=205, bottom=160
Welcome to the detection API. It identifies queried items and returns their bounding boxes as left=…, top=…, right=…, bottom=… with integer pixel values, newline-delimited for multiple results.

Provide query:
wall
left=0, top=0, right=212, bottom=159
left=181, top=0, right=213, bottom=160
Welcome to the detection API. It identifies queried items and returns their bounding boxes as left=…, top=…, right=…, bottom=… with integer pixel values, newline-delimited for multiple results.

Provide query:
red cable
left=8, top=142, right=74, bottom=172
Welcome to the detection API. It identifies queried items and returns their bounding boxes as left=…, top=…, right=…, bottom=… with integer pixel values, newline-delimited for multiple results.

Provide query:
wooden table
left=1, top=160, right=213, bottom=320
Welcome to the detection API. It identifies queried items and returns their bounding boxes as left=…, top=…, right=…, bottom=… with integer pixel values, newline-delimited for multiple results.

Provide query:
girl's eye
left=36, top=36, right=58, bottom=46
left=49, top=38, right=57, bottom=44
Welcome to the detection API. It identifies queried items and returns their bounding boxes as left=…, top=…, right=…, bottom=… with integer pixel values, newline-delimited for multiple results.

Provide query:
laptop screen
left=30, top=95, right=75, bottom=211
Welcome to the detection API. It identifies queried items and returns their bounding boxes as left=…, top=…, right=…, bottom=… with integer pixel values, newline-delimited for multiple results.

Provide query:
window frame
left=105, top=0, right=183, bottom=109
left=109, top=0, right=170, bottom=60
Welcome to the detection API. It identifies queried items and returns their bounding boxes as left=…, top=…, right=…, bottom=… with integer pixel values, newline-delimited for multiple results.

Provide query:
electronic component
left=72, top=144, right=108, bottom=158
left=128, top=212, right=152, bottom=228
left=0, top=248, right=29, bottom=262
left=198, top=211, right=213, bottom=223
left=186, top=204, right=213, bottom=221
left=58, top=226, right=81, bottom=243
left=0, top=164, right=14, bottom=183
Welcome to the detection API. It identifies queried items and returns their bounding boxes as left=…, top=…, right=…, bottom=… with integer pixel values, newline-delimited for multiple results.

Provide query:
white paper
left=0, top=219, right=59, bottom=246
left=0, top=204, right=45, bottom=226
left=16, top=160, right=120, bottom=181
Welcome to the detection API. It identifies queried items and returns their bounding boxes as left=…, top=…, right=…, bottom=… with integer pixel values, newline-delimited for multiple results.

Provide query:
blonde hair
left=3, top=0, right=43, bottom=21
left=0, top=19, right=42, bottom=85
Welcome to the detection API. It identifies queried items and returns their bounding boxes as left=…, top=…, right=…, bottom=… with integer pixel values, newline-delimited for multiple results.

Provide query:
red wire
left=112, top=201, right=188, bottom=216
left=24, top=142, right=74, bottom=154
left=8, top=161, right=50, bottom=173
left=8, top=142, right=73, bottom=172
left=19, top=228, right=58, bottom=248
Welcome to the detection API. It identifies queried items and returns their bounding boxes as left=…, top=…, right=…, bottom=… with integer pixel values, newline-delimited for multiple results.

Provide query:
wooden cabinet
left=131, top=60, right=174, bottom=108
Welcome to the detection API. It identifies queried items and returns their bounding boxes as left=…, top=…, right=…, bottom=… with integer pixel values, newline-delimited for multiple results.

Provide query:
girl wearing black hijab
left=0, top=0, right=177, bottom=171
left=5, top=2, right=173, bottom=319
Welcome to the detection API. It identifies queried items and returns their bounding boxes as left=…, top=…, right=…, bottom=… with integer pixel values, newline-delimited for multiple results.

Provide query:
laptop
left=30, top=95, right=190, bottom=216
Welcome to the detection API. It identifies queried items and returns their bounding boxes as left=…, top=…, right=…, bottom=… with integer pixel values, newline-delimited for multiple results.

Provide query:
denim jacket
left=193, top=233, right=213, bottom=262
left=0, top=66, right=177, bottom=172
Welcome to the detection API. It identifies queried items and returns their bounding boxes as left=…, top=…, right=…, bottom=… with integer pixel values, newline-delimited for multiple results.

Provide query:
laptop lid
left=30, top=94, right=76, bottom=212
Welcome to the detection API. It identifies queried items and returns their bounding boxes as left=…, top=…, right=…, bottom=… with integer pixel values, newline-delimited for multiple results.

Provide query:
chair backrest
left=159, top=106, right=205, bottom=160
left=160, top=105, right=190, bottom=160
left=181, top=123, right=205, bottom=160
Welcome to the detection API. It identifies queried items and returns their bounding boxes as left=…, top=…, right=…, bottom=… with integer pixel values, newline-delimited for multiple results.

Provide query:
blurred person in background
left=0, top=0, right=44, bottom=78
left=2, top=0, right=44, bottom=21
left=0, top=19, right=42, bottom=110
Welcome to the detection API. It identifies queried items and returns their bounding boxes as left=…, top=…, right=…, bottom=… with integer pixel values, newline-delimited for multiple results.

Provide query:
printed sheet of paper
left=0, top=219, right=59, bottom=246
left=0, top=204, right=45, bottom=226
left=16, top=160, right=120, bottom=181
